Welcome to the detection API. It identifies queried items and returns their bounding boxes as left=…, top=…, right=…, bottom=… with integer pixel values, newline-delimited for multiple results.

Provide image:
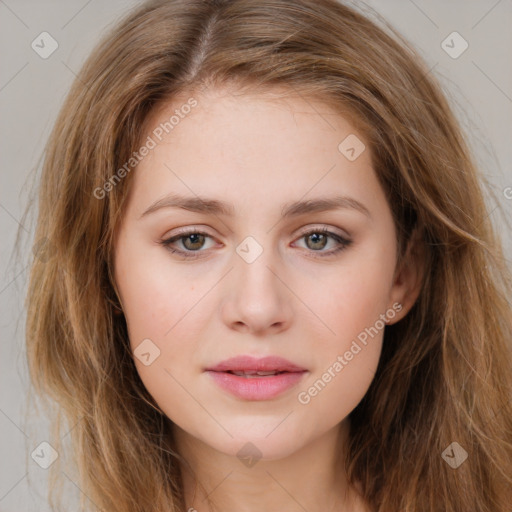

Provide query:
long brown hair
left=23, top=0, right=512, bottom=510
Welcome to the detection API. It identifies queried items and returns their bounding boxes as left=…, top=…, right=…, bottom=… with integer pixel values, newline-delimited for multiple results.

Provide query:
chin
left=202, top=421, right=309, bottom=462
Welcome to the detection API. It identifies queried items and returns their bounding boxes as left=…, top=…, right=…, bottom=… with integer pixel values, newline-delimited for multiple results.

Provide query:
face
left=113, top=85, right=417, bottom=461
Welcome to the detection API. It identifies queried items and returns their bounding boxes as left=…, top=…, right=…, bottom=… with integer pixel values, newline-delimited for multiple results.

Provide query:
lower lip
left=206, top=371, right=307, bottom=400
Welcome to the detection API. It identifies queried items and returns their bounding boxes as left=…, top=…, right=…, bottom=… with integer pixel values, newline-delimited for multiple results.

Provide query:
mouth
left=224, top=370, right=292, bottom=378
left=205, top=354, right=307, bottom=373
left=204, top=355, right=308, bottom=400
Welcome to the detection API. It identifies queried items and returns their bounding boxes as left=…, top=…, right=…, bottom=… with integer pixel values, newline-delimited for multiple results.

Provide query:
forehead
left=125, top=85, right=383, bottom=220
left=145, top=82, right=363, bottom=142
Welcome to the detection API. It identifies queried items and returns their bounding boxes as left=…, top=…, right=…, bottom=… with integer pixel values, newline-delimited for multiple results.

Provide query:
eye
left=292, top=227, right=352, bottom=258
left=159, top=229, right=215, bottom=260
left=159, top=226, right=352, bottom=260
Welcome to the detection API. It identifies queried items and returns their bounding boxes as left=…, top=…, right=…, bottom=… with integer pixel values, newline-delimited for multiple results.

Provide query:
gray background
left=1, top=1, right=511, bottom=510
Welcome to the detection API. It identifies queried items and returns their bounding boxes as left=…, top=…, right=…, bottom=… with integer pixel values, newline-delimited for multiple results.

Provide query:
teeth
left=231, top=370, right=280, bottom=377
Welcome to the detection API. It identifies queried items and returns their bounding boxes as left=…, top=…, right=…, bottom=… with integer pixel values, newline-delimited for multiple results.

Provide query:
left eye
left=159, top=228, right=352, bottom=259
left=293, top=229, right=351, bottom=254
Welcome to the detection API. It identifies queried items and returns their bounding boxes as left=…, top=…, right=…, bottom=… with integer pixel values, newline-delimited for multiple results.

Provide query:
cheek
left=295, top=275, right=386, bottom=430
left=115, top=238, right=199, bottom=343
left=297, top=337, right=382, bottom=434
left=307, top=247, right=395, bottom=353
left=114, top=241, right=209, bottom=408
left=293, top=246, right=393, bottom=417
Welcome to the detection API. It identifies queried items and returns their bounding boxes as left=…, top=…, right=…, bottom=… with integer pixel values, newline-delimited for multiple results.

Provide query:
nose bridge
left=234, top=233, right=282, bottom=300
left=221, top=233, right=292, bottom=334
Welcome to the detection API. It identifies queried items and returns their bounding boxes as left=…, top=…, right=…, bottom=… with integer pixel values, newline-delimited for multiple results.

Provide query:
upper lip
left=205, top=355, right=307, bottom=373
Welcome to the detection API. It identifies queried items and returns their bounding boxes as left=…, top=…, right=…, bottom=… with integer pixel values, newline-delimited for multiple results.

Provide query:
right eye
left=159, top=229, right=217, bottom=259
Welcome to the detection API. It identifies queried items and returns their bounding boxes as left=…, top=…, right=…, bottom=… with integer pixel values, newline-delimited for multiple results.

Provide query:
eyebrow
left=139, top=193, right=372, bottom=220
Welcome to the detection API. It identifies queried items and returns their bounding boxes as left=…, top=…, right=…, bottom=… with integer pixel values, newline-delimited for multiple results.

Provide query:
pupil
left=309, top=233, right=326, bottom=250
left=185, top=233, right=203, bottom=250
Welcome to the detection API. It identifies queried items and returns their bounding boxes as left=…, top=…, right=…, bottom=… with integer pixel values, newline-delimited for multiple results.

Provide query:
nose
left=220, top=244, right=293, bottom=336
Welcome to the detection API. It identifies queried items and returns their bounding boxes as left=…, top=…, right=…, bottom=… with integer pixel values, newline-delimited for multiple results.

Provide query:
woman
left=24, top=0, right=512, bottom=510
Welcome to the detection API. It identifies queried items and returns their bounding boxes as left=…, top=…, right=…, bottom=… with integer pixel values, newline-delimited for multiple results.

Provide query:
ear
left=386, top=226, right=426, bottom=325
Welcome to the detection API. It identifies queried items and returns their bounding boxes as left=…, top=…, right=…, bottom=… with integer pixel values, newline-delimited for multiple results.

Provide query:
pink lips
left=205, top=355, right=308, bottom=401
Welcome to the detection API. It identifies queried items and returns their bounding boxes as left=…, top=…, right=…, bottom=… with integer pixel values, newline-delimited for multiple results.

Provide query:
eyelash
left=159, top=227, right=352, bottom=260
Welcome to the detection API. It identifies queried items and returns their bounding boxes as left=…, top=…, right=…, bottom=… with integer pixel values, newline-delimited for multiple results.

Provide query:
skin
left=113, top=84, right=423, bottom=512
